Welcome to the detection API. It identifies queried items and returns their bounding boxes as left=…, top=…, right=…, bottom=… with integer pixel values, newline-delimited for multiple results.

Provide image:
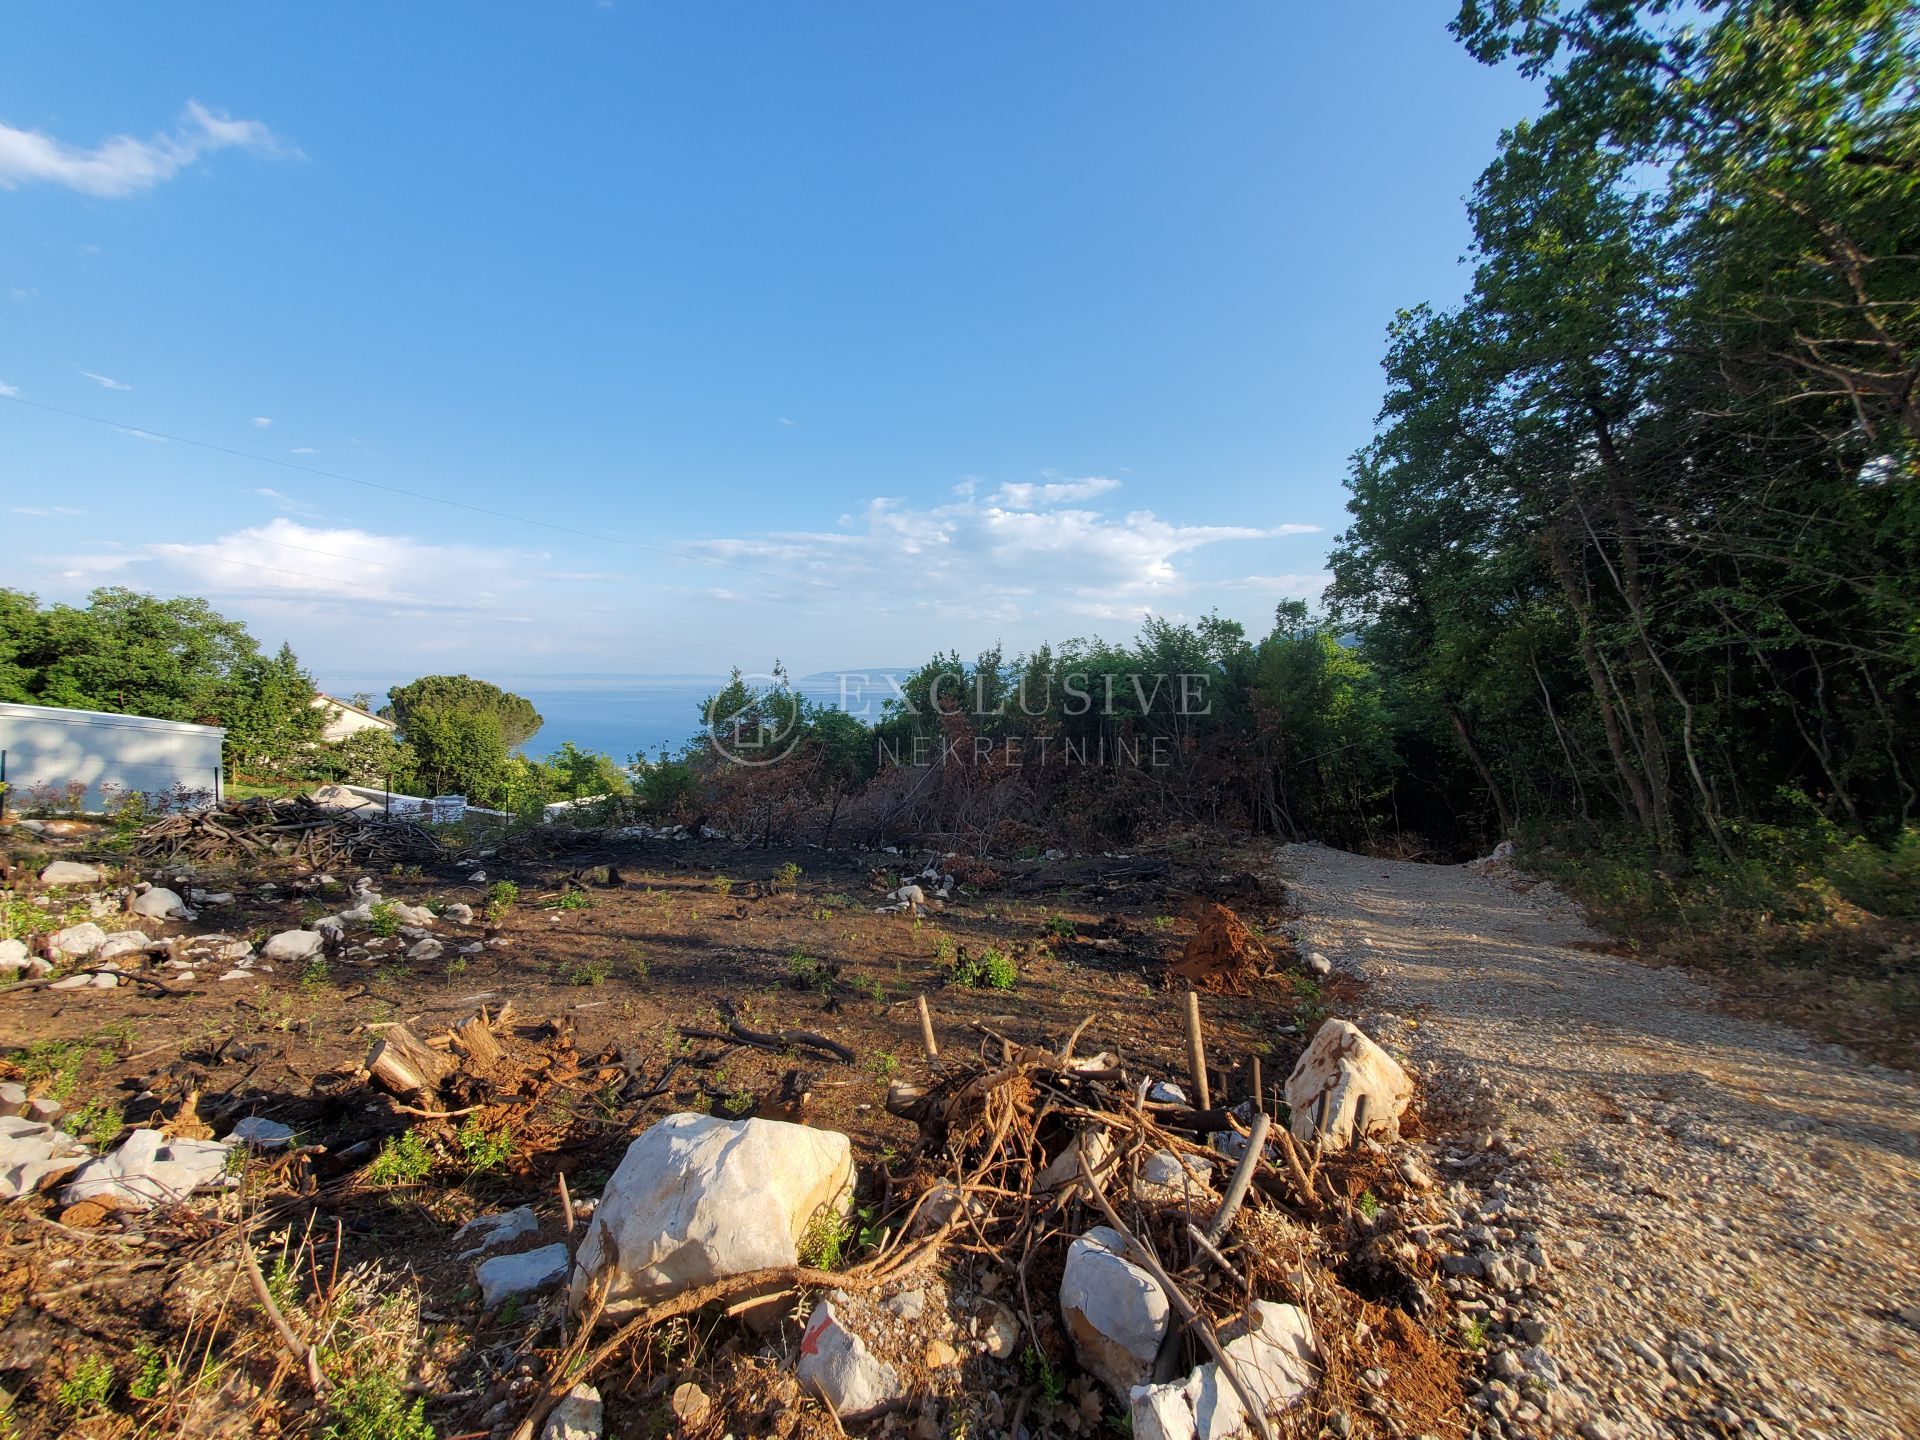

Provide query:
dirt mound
left=1169, top=902, right=1278, bottom=993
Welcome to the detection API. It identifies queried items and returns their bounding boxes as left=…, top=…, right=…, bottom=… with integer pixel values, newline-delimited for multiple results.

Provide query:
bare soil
left=0, top=824, right=1473, bottom=1439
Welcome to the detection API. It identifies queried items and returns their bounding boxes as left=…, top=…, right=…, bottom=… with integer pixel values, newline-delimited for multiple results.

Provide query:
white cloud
left=683, top=479, right=1318, bottom=624
left=117, top=427, right=165, bottom=443
left=80, top=369, right=132, bottom=390
left=0, top=379, right=17, bottom=396
left=145, top=519, right=536, bottom=620
left=8, top=287, right=35, bottom=300
left=778, top=417, right=796, bottom=427
left=252, top=487, right=319, bottom=516
left=251, top=416, right=272, bottom=427
left=989, top=475, right=1122, bottom=508
left=12, top=505, right=85, bottom=517
left=0, top=101, right=287, bottom=198
left=291, top=446, right=316, bottom=454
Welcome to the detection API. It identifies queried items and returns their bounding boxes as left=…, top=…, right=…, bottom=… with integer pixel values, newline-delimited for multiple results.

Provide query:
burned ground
left=0, top=819, right=1467, bottom=1440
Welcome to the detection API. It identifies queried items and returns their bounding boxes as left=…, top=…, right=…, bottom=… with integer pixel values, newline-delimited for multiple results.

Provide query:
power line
left=1, top=392, right=863, bottom=596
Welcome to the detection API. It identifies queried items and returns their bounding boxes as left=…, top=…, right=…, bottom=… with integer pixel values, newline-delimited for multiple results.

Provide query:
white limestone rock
left=0, top=1116, right=90, bottom=1199
left=456, top=1205, right=540, bottom=1259
left=796, top=1299, right=906, bottom=1420
left=1283, top=1019, right=1412, bottom=1150
left=541, top=1384, right=603, bottom=1440
left=570, top=1112, right=853, bottom=1315
left=1061, top=1225, right=1171, bottom=1398
left=39, top=861, right=103, bottom=886
left=59, top=1129, right=235, bottom=1210
left=476, top=1242, right=569, bottom=1309
left=131, top=887, right=190, bottom=919
left=261, top=930, right=325, bottom=963
left=49, top=922, right=107, bottom=959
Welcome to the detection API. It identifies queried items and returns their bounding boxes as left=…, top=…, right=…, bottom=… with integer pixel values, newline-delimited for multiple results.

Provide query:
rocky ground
left=1278, top=842, right=1920, bottom=1440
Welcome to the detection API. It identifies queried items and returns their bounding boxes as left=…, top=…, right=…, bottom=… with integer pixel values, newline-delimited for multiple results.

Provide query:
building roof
left=312, top=693, right=397, bottom=730
left=0, top=701, right=225, bottom=738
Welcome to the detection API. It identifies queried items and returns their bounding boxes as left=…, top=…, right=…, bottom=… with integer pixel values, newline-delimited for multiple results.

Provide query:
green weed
left=320, top=1368, right=436, bottom=1440
left=58, top=1354, right=114, bottom=1415
left=366, top=1130, right=432, bottom=1186
left=457, top=1118, right=513, bottom=1172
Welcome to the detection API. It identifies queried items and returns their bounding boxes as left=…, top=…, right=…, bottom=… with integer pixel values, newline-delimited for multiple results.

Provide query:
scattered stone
left=885, top=1287, right=927, bottom=1322
left=1131, top=1300, right=1318, bottom=1440
left=26, top=1099, right=61, bottom=1125
left=571, top=1112, right=853, bottom=1315
left=39, top=861, right=103, bottom=886
left=668, top=1382, right=710, bottom=1429
left=796, top=1299, right=906, bottom=1420
left=131, top=887, right=190, bottom=919
left=443, top=902, right=474, bottom=924
left=0, top=1116, right=90, bottom=1199
left=456, top=1205, right=540, bottom=1259
left=1147, top=1080, right=1188, bottom=1105
left=0, top=938, right=27, bottom=970
left=1306, top=950, right=1334, bottom=977
left=0, top=1084, right=25, bottom=1118
left=1139, top=1149, right=1214, bottom=1195
left=94, top=930, right=155, bottom=962
left=981, top=1301, right=1020, bottom=1359
left=220, top=969, right=254, bottom=982
left=476, top=1242, right=570, bottom=1309
left=407, top=938, right=444, bottom=962
left=59, top=1129, right=234, bottom=1210
left=261, top=930, right=324, bottom=963
left=542, top=1383, right=603, bottom=1440
left=48, top=922, right=107, bottom=959
left=1061, top=1225, right=1171, bottom=1398
left=1038, top=1126, right=1114, bottom=1192
left=229, top=1117, right=295, bottom=1150
left=1283, top=1019, right=1412, bottom=1149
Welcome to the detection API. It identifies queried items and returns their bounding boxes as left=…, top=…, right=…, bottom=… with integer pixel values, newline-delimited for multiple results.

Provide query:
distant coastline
left=309, top=669, right=910, bottom=765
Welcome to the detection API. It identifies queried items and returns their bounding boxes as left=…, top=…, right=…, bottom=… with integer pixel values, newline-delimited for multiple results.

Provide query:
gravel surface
left=1276, top=842, right=1920, bottom=1440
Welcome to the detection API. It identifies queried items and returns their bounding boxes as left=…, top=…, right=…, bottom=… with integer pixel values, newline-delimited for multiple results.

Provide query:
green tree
left=384, top=675, right=543, bottom=748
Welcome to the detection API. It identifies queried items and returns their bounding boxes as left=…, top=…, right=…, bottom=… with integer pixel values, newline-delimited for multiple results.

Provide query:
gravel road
left=1276, top=841, right=1920, bottom=1440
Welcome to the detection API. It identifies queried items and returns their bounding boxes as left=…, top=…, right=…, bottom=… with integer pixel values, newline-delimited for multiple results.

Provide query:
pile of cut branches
left=132, top=795, right=445, bottom=869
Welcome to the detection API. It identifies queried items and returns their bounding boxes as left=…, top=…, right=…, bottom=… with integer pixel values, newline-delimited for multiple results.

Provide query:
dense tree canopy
left=0, top=587, right=324, bottom=777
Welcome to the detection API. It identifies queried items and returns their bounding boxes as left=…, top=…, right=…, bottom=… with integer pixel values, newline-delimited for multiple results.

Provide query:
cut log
left=451, top=1015, right=502, bottom=1070
left=366, top=1024, right=449, bottom=1097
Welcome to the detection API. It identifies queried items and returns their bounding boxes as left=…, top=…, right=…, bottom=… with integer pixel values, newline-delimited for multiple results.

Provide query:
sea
left=310, top=670, right=909, bottom=765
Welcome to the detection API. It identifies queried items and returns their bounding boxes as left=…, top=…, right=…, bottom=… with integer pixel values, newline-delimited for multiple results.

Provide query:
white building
left=311, top=693, right=398, bottom=744
left=0, top=702, right=225, bottom=813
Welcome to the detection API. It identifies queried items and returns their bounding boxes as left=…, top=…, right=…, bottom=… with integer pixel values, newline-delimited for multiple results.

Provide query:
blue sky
left=2, top=3, right=1535, bottom=675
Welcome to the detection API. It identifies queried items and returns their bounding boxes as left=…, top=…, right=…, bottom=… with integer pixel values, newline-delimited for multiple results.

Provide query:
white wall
left=0, top=703, right=225, bottom=812
left=311, top=694, right=397, bottom=745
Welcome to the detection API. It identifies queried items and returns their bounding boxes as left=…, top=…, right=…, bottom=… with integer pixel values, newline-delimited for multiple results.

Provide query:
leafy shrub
left=772, top=861, right=802, bottom=894
left=483, top=880, right=519, bottom=921
left=978, top=948, right=1018, bottom=990
left=368, top=901, right=400, bottom=938
left=947, top=945, right=1016, bottom=990
left=565, top=958, right=610, bottom=987
left=128, top=1340, right=171, bottom=1401
left=457, top=1118, right=513, bottom=1172
left=366, top=1130, right=432, bottom=1186
left=58, top=1354, right=114, bottom=1415
left=321, top=1368, right=436, bottom=1440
